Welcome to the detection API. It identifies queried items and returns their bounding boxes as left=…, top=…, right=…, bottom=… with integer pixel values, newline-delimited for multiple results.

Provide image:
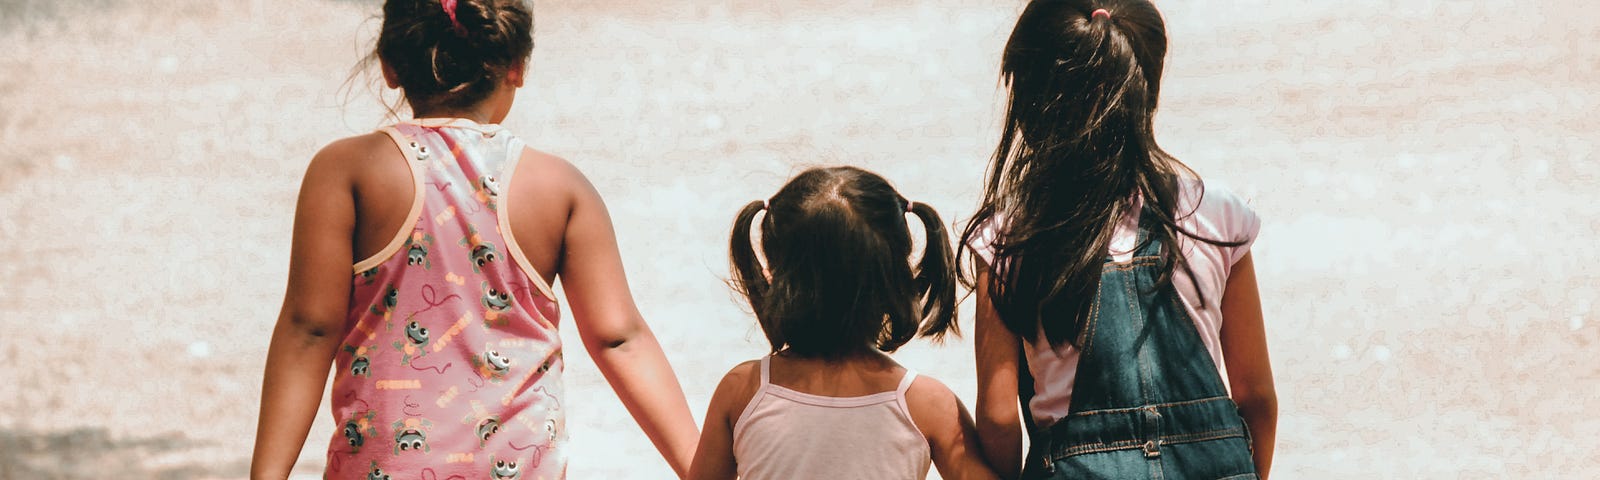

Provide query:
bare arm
left=972, top=264, right=1024, bottom=479
left=1219, top=253, right=1276, bottom=478
left=250, top=145, right=357, bottom=480
left=907, top=376, right=1002, bottom=480
left=560, top=172, right=699, bottom=478
left=686, top=361, right=759, bottom=480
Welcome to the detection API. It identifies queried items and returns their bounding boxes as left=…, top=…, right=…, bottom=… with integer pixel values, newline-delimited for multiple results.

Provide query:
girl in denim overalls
left=960, top=1, right=1278, bottom=479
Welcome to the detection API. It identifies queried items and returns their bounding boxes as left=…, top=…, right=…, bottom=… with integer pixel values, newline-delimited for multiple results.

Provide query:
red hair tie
left=1092, top=8, right=1112, bottom=20
left=441, top=0, right=466, bottom=34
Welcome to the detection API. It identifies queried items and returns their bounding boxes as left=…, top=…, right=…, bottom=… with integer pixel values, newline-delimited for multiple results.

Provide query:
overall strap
left=1131, top=207, right=1164, bottom=258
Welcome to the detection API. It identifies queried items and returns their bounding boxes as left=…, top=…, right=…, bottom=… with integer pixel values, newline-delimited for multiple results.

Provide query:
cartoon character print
left=470, top=345, right=514, bottom=383
left=342, top=410, right=379, bottom=453
left=475, top=416, right=502, bottom=446
left=490, top=455, right=522, bottom=480
left=405, top=139, right=432, bottom=162
left=391, top=417, right=433, bottom=455
left=474, top=174, right=501, bottom=211
left=391, top=320, right=430, bottom=365
left=481, top=281, right=514, bottom=327
left=460, top=400, right=503, bottom=447
left=460, top=225, right=500, bottom=274
left=368, top=284, right=399, bottom=321
left=366, top=461, right=392, bottom=480
left=344, top=344, right=376, bottom=378
left=359, top=265, right=381, bottom=285
left=535, top=351, right=559, bottom=377
left=405, top=231, right=435, bottom=269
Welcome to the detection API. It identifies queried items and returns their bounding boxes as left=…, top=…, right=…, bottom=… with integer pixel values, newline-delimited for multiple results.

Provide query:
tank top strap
left=352, top=126, right=430, bottom=274
left=759, top=354, right=773, bottom=386
left=490, top=134, right=558, bottom=301
left=895, top=368, right=918, bottom=396
left=893, top=368, right=922, bottom=438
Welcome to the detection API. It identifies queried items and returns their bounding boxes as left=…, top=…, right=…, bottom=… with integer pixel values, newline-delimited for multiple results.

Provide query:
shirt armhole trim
left=495, top=137, right=559, bottom=303
left=730, top=355, right=774, bottom=446
left=352, top=127, right=427, bottom=274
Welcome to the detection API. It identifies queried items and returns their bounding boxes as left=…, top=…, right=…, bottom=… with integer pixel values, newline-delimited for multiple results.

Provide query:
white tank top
left=731, top=356, right=932, bottom=480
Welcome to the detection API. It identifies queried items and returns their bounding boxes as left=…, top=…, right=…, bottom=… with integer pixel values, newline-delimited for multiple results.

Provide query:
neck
left=411, top=104, right=497, bottom=124
left=777, top=349, right=890, bottom=366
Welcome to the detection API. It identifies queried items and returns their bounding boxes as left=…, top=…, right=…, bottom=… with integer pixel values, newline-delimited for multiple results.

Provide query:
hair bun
left=373, top=0, right=534, bottom=111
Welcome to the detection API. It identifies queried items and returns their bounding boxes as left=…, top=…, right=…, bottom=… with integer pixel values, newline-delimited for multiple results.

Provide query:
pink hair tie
left=1091, top=8, right=1111, bottom=20
left=906, top=201, right=916, bottom=213
left=441, top=0, right=466, bottom=35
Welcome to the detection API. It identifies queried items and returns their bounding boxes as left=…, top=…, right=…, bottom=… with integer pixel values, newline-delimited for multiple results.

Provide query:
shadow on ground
left=0, top=428, right=248, bottom=480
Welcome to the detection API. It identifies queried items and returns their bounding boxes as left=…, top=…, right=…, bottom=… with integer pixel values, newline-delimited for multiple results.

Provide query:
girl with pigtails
left=965, top=1, right=1277, bottom=479
left=251, top=1, right=698, bottom=478
left=687, top=166, right=999, bottom=480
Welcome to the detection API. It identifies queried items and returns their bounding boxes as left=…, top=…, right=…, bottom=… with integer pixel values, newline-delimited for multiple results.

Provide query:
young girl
left=687, top=167, right=998, bottom=480
left=249, top=1, right=699, bottom=479
left=963, top=1, right=1277, bottom=479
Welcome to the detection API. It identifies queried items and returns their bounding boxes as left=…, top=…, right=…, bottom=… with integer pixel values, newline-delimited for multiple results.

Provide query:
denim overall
left=1019, top=212, right=1257, bottom=480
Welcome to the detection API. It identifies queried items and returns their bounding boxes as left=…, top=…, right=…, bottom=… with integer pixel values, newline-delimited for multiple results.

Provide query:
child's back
left=731, top=355, right=929, bottom=479
left=330, top=119, right=565, bottom=478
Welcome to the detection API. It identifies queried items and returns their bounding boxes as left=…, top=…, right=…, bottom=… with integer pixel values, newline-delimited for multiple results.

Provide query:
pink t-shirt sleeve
left=966, top=214, right=1003, bottom=267
left=1193, top=182, right=1261, bottom=267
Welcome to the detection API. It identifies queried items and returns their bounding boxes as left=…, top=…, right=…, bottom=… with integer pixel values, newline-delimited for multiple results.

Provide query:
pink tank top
left=732, top=356, right=931, bottom=480
left=326, top=118, right=565, bottom=480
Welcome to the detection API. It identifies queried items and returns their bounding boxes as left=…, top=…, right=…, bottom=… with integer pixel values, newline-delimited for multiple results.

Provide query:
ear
left=380, top=59, right=402, bottom=89
left=505, top=61, right=527, bottom=88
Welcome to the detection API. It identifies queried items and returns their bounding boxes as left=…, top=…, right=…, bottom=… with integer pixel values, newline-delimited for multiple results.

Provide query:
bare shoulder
left=905, top=375, right=969, bottom=438
left=313, top=132, right=397, bottom=167
left=300, top=132, right=407, bottom=187
left=710, top=360, right=765, bottom=423
left=716, top=360, right=763, bottom=398
left=515, top=146, right=595, bottom=199
left=906, top=375, right=961, bottom=415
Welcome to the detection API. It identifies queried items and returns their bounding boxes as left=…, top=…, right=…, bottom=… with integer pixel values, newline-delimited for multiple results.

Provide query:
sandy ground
left=0, top=0, right=1596, bottom=478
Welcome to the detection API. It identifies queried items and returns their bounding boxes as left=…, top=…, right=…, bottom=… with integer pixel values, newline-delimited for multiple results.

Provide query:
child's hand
left=555, top=158, right=700, bottom=477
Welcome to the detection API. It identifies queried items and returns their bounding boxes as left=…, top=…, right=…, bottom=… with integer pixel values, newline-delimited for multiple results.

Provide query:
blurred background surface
left=0, top=0, right=1596, bottom=478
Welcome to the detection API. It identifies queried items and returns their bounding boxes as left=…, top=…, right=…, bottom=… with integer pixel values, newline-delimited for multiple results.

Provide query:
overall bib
left=1019, top=212, right=1256, bottom=480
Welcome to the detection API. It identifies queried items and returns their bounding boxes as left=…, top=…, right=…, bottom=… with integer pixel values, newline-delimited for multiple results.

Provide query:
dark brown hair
left=370, top=0, right=534, bottom=112
left=958, top=0, right=1242, bottom=346
left=731, top=167, right=958, bottom=360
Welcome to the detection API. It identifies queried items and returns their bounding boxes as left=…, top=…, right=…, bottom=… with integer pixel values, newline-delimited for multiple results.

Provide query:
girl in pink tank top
left=251, top=2, right=699, bottom=479
left=687, top=167, right=1000, bottom=480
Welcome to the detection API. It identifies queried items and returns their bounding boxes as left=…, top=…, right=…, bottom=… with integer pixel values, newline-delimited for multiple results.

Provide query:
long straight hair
left=958, top=0, right=1241, bottom=346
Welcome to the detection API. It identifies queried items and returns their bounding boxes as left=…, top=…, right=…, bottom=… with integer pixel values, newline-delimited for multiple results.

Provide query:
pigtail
left=909, top=201, right=959, bottom=340
left=729, top=200, right=778, bottom=349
